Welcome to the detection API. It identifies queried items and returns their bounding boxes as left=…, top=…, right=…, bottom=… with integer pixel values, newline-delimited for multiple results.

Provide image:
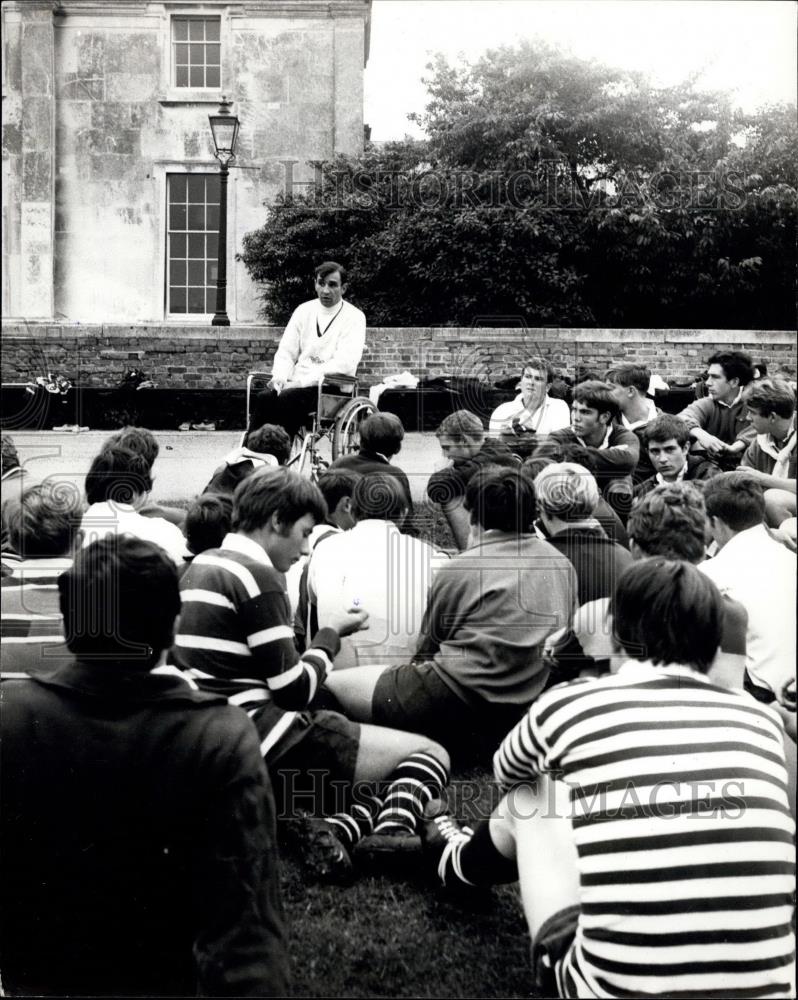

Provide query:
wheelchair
left=245, top=372, right=377, bottom=479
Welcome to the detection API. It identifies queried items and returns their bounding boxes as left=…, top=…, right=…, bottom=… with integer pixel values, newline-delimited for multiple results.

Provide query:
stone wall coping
left=2, top=323, right=795, bottom=346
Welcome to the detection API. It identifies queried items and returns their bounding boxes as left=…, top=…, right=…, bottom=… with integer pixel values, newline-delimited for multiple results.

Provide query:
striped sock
left=325, top=794, right=382, bottom=851
left=373, top=753, right=449, bottom=835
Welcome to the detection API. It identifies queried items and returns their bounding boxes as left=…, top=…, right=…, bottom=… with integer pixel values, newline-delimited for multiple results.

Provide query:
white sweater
left=272, top=299, right=366, bottom=388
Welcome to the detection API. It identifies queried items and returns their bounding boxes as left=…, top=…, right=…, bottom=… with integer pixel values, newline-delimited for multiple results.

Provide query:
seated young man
left=605, top=363, right=659, bottom=483
left=202, top=424, right=291, bottom=497
left=1, top=482, right=81, bottom=673
left=740, top=378, right=796, bottom=526
left=426, top=409, right=518, bottom=550
left=330, top=411, right=414, bottom=515
left=183, top=493, right=233, bottom=566
left=308, top=472, right=446, bottom=668
left=325, top=468, right=576, bottom=761
left=171, top=467, right=451, bottom=879
left=548, top=380, right=639, bottom=522
left=488, top=356, right=570, bottom=452
left=81, top=444, right=189, bottom=566
left=633, top=413, right=719, bottom=500
left=679, top=349, right=756, bottom=469
left=104, top=426, right=186, bottom=528
left=422, top=559, right=796, bottom=999
left=1, top=536, right=289, bottom=997
left=1, top=434, right=31, bottom=557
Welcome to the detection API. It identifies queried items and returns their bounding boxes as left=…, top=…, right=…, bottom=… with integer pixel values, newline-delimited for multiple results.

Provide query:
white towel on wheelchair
left=369, top=370, right=419, bottom=407
left=221, top=446, right=280, bottom=471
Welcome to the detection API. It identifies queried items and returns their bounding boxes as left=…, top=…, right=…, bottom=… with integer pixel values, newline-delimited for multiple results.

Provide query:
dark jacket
left=330, top=448, right=414, bottom=513
left=546, top=526, right=633, bottom=606
left=0, top=661, right=289, bottom=997
left=548, top=424, right=640, bottom=489
left=634, top=455, right=720, bottom=500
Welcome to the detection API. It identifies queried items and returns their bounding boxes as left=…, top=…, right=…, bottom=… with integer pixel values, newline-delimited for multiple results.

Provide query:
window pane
left=206, top=65, right=220, bottom=89
left=170, top=260, right=186, bottom=284
left=169, top=203, right=186, bottom=229
left=188, top=260, right=205, bottom=285
left=187, top=175, right=206, bottom=203
left=190, top=65, right=204, bottom=88
left=169, top=175, right=187, bottom=202
left=206, top=288, right=218, bottom=313
left=205, top=19, right=220, bottom=41
left=170, top=288, right=187, bottom=313
left=188, top=234, right=205, bottom=258
left=189, top=19, right=205, bottom=40
left=207, top=261, right=219, bottom=284
left=206, top=203, right=219, bottom=231
left=187, top=286, right=206, bottom=312
left=173, top=19, right=188, bottom=40
left=174, top=43, right=188, bottom=66
left=206, top=174, right=220, bottom=202
left=189, top=44, right=204, bottom=64
left=170, top=233, right=186, bottom=258
left=206, top=44, right=220, bottom=66
left=206, top=233, right=218, bottom=259
left=175, top=65, right=188, bottom=87
left=187, top=204, right=205, bottom=230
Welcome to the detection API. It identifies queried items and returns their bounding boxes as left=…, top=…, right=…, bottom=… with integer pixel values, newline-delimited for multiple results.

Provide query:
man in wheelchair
left=248, top=261, right=366, bottom=439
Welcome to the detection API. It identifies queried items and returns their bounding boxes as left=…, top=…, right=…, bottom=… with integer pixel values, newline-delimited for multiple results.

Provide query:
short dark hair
left=464, top=466, right=535, bottom=533
left=627, top=482, right=708, bottom=563
left=232, top=467, right=327, bottom=533
left=106, top=427, right=159, bottom=470
left=612, top=559, right=723, bottom=673
left=359, top=412, right=405, bottom=458
left=644, top=414, right=691, bottom=448
left=572, top=381, right=621, bottom=422
left=521, top=455, right=555, bottom=483
left=315, top=260, right=347, bottom=284
left=1, top=434, right=20, bottom=474
left=4, top=482, right=83, bottom=557
left=521, top=357, right=554, bottom=383
left=532, top=439, right=598, bottom=474
left=84, top=445, right=153, bottom=505
left=245, top=423, right=292, bottom=465
left=317, top=469, right=360, bottom=512
left=703, top=472, right=765, bottom=532
left=744, top=379, right=796, bottom=420
left=436, top=410, right=485, bottom=440
left=707, top=351, right=754, bottom=387
left=185, top=493, right=233, bottom=555
left=605, top=364, right=650, bottom=395
left=351, top=472, right=407, bottom=525
left=58, top=536, right=180, bottom=666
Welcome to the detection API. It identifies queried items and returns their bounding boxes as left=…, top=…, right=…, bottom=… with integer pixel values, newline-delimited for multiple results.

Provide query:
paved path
left=9, top=430, right=443, bottom=504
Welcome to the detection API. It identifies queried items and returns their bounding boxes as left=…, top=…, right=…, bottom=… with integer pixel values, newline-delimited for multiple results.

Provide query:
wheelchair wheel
left=332, top=397, right=377, bottom=460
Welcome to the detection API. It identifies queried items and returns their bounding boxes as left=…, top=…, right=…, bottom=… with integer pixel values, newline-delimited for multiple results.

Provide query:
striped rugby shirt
left=1, top=556, right=71, bottom=672
left=494, top=660, right=796, bottom=999
left=171, top=533, right=339, bottom=758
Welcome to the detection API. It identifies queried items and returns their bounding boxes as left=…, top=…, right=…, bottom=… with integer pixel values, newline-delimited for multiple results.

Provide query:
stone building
left=1, top=0, right=371, bottom=324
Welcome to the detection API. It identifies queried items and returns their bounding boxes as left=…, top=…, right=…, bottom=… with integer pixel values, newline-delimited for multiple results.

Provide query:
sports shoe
left=420, top=799, right=474, bottom=887
left=286, top=815, right=354, bottom=885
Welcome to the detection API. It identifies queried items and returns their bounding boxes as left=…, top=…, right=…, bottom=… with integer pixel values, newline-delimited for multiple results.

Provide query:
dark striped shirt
left=1, top=557, right=71, bottom=673
left=171, top=533, right=339, bottom=757
left=494, top=661, right=796, bottom=998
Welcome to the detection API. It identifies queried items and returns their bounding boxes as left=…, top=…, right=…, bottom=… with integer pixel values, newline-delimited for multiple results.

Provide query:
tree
left=239, top=42, right=797, bottom=329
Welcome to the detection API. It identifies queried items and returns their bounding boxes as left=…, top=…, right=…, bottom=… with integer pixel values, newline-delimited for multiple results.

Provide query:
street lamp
left=208, top=96, right=240, bottom=326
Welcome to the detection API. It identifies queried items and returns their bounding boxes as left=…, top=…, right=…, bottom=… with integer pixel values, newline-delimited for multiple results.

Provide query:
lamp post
left=208, top=96, right=240, bottom=327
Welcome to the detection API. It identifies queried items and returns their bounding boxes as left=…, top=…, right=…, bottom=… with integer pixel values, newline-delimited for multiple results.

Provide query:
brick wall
left=2, top=323, right=795, bottom=389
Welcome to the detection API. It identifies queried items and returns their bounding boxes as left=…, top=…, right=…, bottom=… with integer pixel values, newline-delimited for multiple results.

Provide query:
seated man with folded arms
left=202, top=424, right=291, bottom=497
left=248, top=261, right=366, bottom=439
left=171, top=467, right=451, bottom=880
left=739, top=378, right=796, bottom=526
left=325, top=468, right=576, bottom=761
left=633, top=413, right=719, bottom=501
left=426, top=410, right=518, bottom=550
left=421, top=558, right=796, bottom=1000
left=489, top=357, right=570, bottom=456
left=678, top=350, right=756, bottom=469
left=1, top=482, right=82, bottom=673
left=605, top=363, right=659, bottom=483
left=1, top=536, right=289, bottom=997
left=548, top=380, right=639, bottom=522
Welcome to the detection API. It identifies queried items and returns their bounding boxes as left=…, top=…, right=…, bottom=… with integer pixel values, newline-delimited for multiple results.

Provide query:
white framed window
left=171, top=16, right=221, bottom=89
left=166, top=173, right=220, bottom=316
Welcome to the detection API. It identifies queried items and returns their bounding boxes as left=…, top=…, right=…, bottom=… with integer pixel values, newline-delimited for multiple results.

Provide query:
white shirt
left=488, top=394, right=570, bottom=435
left=307, top=519, right=447, bottom=667
left=699, top=523, right=796, bottom=697
left=81, top=501, right=189, bottom=567
left=620, top=397, right=658, bottom=432
left=271, top=298, right=366, bottom=388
